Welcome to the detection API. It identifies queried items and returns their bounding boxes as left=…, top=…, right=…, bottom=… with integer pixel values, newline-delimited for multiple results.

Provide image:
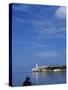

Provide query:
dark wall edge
left=9, top=3, right=12, bottom=87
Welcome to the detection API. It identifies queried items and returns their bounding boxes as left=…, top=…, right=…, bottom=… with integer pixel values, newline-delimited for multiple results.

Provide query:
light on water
left=13, top=71, right=66, bottom=86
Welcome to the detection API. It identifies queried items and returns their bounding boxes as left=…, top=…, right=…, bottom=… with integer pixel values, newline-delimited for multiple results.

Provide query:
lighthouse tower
left=36, top=64, right=38, bottom=69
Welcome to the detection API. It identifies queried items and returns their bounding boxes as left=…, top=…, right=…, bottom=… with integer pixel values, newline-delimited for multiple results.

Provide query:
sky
left=12, top=3, right=66, bottom=72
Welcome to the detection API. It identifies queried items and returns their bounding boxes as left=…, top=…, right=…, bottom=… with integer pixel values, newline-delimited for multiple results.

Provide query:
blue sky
left=12, top=3, right=66, bottom=72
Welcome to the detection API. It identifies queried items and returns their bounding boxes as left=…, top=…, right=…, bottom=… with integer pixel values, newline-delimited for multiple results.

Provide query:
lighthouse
left=36, top=64, right=38, bottom=69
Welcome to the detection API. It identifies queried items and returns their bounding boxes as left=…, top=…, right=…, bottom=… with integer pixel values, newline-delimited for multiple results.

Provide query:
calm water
left=12, top=71, right=66, bottom=86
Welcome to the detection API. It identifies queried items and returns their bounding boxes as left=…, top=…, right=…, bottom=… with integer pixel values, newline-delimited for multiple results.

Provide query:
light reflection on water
left=12, top=71, right=66, bottom=86
left=32, top=72, right=39, bottom=85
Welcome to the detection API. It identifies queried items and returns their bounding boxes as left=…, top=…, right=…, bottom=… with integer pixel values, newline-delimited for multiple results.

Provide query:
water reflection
left=32, top=72, right=48, bottom=85
left=13, top=71, right=66, bottom=86
left=32, top=71, right=66, bottom=85
left=35, top=72, right=39, bottom=84
left=32, top=72, right=39, bottom=85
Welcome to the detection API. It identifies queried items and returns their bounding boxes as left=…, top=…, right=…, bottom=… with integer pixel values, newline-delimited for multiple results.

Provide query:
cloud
left=32, top=19, right=66, bottom=40
left=33, top=50, right=65, bottom=59
left=12, top=4, right=31, bottom=12
left=55, top=7, right=66, bottom=19
left=34, top=51, right=58, bottom=59
left=32, top=43, right=46, bottom=48
left=13, top=4, right=66, bottom=40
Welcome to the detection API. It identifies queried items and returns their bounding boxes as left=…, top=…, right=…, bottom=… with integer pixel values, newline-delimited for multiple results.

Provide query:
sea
left=12, top=71, right=66, bottom=86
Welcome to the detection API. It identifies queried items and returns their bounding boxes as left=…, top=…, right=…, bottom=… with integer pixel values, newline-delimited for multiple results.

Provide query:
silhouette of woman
left=23, top=76, right=32, bottom=86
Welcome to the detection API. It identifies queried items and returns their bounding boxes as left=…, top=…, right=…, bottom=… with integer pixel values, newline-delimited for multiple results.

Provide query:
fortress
left=32, top=64, right=66, bottom=72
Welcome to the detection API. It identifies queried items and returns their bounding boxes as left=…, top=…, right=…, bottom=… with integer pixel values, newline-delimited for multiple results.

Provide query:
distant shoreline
left=32, top=65, right=66, bottom=72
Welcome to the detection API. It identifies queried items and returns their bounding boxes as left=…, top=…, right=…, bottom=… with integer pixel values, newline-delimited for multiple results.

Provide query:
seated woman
left=23, top=76, right=32, bottom=86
